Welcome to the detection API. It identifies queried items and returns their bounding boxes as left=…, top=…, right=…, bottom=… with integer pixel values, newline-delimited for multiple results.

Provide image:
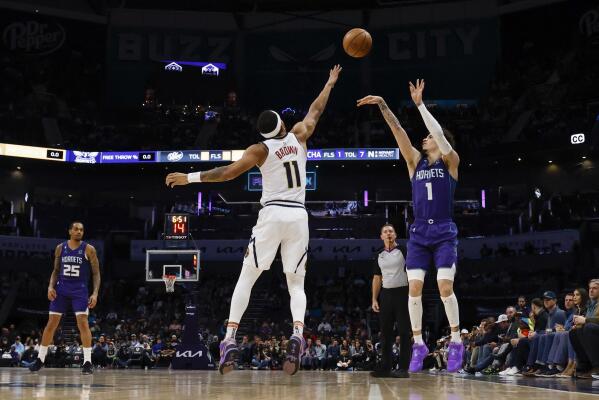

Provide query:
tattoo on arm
left=378, top=101, right=402, bottom=131
left=200, top=166, right=232, bottom=182
left=90, top=248, right=101, bottom=296
left=49, top=248, right=60, bottom=289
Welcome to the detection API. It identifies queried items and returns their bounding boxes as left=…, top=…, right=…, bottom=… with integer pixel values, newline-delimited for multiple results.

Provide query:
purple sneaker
left=218, top=337, right=239, bottom=375
left=409, top=343, right=429, bottom=373
left=283, top=334, right=305, bottom=376
left=446, top=341, right=465, bottom=373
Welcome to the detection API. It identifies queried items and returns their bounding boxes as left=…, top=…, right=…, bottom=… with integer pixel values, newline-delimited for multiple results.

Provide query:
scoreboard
left=0, top=143, right=401, bottom=164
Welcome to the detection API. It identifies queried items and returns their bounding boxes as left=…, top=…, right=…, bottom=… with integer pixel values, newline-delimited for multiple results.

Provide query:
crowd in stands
left=3, top=264, right=597, bottom=378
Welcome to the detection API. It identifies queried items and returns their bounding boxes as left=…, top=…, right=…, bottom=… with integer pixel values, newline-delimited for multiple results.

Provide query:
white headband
left=260, top=111, right=282, bottom=138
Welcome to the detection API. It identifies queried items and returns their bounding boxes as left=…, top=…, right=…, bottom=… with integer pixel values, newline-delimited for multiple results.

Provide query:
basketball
left=342, top=28, right=372, bottom=58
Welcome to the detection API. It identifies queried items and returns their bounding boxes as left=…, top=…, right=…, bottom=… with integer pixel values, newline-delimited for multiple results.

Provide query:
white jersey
left=259, top=133, right=307, bottom=206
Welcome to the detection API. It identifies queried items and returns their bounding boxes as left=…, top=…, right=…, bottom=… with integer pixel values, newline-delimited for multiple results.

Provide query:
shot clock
left=164, top=213, right=190, bottom=240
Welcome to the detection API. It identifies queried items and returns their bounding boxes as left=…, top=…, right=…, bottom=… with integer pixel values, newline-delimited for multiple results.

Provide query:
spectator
left=20, top=341, right=37, bottom=368
left=312, top=338, right=327, bottom=370
left=516, top=296, right=530, bottom=316
left=317, top=320, right=332, bottom=335
left=300, top=338, right=314, bottom=370
left=13, top=336, right=24, bottom=359
left=238, top=335, right=252, bottom=367
left=326, top=339, right=340, bottom=370
left=92, top=335, right=108, bottom=368
left=523, top=291, right=567, bottom=377
left=569, top=279, right=599, bottom=379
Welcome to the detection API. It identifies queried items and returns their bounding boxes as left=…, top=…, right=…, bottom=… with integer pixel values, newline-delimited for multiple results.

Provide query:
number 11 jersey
left=259, top=133, right=307, bottom=206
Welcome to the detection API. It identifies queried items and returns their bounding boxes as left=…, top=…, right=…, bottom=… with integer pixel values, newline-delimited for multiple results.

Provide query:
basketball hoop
left=163, top=275, right=177, bottom=293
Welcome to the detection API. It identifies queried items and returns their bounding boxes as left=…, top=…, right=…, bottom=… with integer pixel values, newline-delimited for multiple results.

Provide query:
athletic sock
left=440, top=293, right=460, bottom=342
left=38, top=345, right=48, bottom=363
left=450, top=331, right=461, bottom=343
left=225, top=324, right=238, bottom=340
left=413, top=334, right=425, bottom=345
left=293, top=323, right=304, bottom=336
left=408, top=296, right=423, bottom=333
left=83, top=347, right=92, bottom=364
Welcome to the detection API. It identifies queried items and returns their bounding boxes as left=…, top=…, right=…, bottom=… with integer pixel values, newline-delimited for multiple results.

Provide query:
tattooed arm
left=356, top=95, right=421, bottom=174
left=48, top=244, right=62, bottom=301
left=165, top=143, right=268, bottom=187
left=86, top=244, right=101, bottom=309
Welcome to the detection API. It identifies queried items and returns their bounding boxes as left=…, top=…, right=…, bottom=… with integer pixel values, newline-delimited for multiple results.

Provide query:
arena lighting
left=517, top=157, right=521, bottom=162
left=197, top=192, right=202, bottom=215
left=481, top=190, right=486, bottom=209
left=364, top=190, right=369, bottom=207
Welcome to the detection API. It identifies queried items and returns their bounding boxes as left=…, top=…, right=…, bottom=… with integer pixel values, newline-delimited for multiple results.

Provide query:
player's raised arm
left=293, top=65, right=342, bottom=144
left=356, top=95, right=421, bottom=171
left=47, top=244, right=61, bottom=301
left=86, top=244, right=101, bottom=309
left=165, top=143, right=268, bottom=187
left=409, top=79, right=459, bottom=168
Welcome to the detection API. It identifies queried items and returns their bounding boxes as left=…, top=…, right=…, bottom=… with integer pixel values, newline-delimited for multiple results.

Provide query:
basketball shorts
left=242, top=204, right=309, bottom=277
left=406, top=219, right=458, bottom=277
left=49, top=281, right=89, bottom=315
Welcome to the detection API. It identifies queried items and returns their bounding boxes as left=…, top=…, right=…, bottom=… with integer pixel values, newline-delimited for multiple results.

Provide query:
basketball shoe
left=218, top=337, right=239, bottom=375
left=283, top=334, right=305, bottom=376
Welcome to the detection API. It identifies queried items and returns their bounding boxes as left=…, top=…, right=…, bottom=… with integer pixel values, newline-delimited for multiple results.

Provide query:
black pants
left=570, top=323, right=599, bottom=371
left=379, top=286, right=411, bottom=371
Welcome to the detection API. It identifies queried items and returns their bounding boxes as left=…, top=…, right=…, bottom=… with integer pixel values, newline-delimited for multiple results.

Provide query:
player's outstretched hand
left=88, top=294, right=98, bottom=309
left=48, top=287, right=57, bottom=301
left=409, top=78, right=425, bottom=106
left=327, top=64, right=343, bottom=86
left=165, top=172, right=190, bottom=188
left=356, top=95, right=384, bottom=107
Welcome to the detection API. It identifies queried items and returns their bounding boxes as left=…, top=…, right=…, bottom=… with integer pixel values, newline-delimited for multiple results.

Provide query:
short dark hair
left=531, top=298, right=543, bottom=308
left=69, top=221, right=84, bottom=230
left=381, top=223, right=395, bottom=232
left=442, top=128, right=456, bottom=149
left=257, top=110, right=280, bottom=135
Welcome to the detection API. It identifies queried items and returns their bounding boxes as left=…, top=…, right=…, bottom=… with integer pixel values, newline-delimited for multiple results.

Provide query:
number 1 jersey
left=411, top=157, right=456, bottom=221
left=259, top=133, right=307, bottom=206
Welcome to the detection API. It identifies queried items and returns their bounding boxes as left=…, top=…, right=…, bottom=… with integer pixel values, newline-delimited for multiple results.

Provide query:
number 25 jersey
left=58, top=241, right=90, bottom=288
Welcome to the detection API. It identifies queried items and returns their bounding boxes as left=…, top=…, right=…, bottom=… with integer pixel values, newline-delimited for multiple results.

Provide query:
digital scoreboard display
left=164, top=214, right=190, bottom=240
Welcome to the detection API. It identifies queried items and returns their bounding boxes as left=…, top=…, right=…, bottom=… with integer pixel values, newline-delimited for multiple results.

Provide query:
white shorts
left=242, top=205, right=309, bottom=277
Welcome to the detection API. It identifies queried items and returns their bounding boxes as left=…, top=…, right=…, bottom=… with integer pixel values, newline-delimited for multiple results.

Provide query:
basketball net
left=163, top=275, right=177, bottom=293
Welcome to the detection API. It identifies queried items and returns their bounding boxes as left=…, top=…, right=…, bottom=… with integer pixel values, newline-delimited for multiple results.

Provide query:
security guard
left=371, top=223, right=411, bottom=378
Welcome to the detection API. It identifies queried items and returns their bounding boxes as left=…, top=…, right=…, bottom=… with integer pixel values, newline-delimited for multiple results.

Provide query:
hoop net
left=163, top=275, right=177, bottom=293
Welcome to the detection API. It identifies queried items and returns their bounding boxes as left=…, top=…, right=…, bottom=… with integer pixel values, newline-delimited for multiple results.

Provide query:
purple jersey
left=411, top=157, right=456, bottom=221
left=58, top=241, right=90, bottom=287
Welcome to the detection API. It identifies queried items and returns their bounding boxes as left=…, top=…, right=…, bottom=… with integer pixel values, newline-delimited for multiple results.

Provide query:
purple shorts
left=49, top=281, right=89, bottom=315
left=406, top=220, right=458, bottom=271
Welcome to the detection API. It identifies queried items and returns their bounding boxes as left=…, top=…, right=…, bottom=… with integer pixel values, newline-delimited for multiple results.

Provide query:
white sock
left=440, top=293, right=460, bottom=341
left=408, top=296, right=423, bottom=332
left=413, top=334, right=425, bottom=345
left=451, top=331, right=461, bottom=343
left=286, top=273, right=307, bottom=328
left=83, top=347, right=91, bottom=364
left=228, top=265, right=263, bottom=324
left=293, top=323, right=304, bottom=336
left=38, top=345, right=48, bottom=362
left=225, top=325, right=238, bottom=340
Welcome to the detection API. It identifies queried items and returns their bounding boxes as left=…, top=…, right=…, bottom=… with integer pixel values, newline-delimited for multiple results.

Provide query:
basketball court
left=1, top=369, right=598, bottom=400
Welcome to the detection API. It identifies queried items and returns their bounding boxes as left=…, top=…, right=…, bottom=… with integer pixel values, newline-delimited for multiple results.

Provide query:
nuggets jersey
left=259, top=133, right=307, bottom=206
left=58, top=241, right=90, bottom=286
left=411, top=157, right=456, bottom=221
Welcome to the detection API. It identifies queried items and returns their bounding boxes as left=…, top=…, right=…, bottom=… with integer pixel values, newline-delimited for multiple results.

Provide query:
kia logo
left=571, top=133, right=585, bottom=144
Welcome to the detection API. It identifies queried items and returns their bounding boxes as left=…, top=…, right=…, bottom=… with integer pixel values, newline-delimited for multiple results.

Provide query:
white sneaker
left=498, top=369, right=509, bottom=376
left=475, top=372, right=483, bottom=377
left=506, top=367, right=519, bottom=376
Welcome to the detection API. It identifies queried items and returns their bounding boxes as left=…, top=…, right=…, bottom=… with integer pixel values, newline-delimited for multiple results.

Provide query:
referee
left=371, top=223, right=411, bottom=378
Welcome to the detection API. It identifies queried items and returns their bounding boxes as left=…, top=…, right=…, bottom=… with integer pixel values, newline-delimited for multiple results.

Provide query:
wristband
left=188, top=172, right=202, bottom=183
